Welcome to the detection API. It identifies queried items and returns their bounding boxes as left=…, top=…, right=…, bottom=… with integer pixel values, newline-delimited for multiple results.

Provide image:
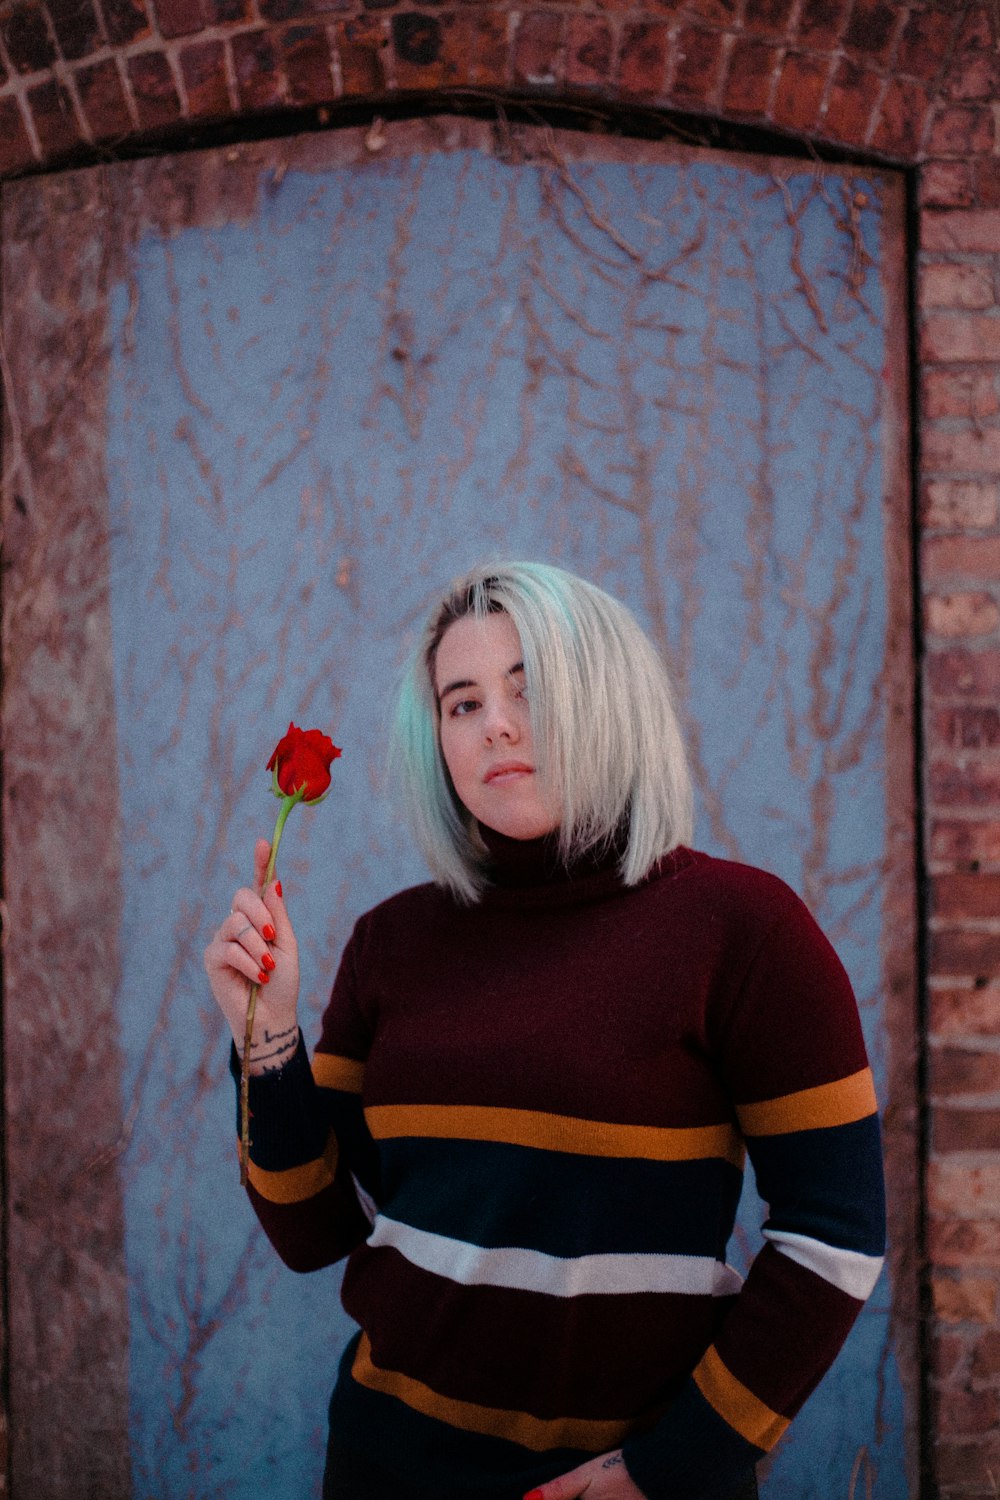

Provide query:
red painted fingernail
left=262, top=924, right=276, bottom=943
left=257, top=970, right=269, bottom=985
left=261, top=951, right=276, bottom=971
left=523, top=1491, right=545, bottom=1500
left=275, top=881, right=282, bottom=899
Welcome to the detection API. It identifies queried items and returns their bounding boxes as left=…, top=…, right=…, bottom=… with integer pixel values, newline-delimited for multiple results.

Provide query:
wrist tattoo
left=248, top=1024, right=297, bottom=1056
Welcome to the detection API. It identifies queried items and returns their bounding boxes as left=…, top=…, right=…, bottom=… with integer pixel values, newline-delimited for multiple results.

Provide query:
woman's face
left=434, top=611, right=560, bottom=841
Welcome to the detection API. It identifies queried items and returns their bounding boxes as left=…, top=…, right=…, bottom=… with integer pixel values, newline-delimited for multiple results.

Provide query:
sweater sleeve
left=622, top=878, right=886, bottom=1500
left=229, top=921, right=377, bottom=1273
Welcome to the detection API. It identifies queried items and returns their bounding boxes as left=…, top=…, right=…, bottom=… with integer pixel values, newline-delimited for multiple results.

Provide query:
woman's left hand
left=524, top=1450, right=648, bottom=1500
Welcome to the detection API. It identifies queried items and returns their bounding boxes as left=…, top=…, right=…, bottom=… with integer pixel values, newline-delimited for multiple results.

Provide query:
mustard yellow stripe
left=693, top=1346, right=789, bottom=1452
left=353, top=1333, right=632, bottom=1453
left=736, top=1067, right=877, bottom=1137
left=364, top=1103, right=744, bottom=1166
left=312, top=1051, right=366, bottom=1093
left=244, top=1132, right=339, bottom=1204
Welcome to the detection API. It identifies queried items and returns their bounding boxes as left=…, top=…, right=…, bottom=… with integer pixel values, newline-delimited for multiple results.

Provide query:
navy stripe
left=747, top=1114, right=886, bottom=1256
left=379, top=1136, right=745, bottom=1258
left=232, top=1039, right=330, bottom=1171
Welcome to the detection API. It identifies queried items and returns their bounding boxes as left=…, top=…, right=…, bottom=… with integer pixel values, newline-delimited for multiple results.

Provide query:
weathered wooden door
left=2, top=117, right=917, bottom=1498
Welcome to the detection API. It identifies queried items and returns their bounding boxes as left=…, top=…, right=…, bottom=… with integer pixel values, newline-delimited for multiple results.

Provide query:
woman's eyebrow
left=437, top=661, right=524, bottom=703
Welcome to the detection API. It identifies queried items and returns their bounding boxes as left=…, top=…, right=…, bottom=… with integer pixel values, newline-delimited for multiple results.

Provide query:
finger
left=222, top=938, right=272, bottom=988
left=261, top=879, right=294, bottom=952
left=524, top=1476, right=589, bottom=1500
left=223, top=909, right=276, bottom=971
left=253, top=838, right=271, bottom=895
left=229, top=887, right=276, bottom=943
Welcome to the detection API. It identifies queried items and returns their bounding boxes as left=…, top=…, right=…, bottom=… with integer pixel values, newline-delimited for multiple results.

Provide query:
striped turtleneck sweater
left=234, top=837, right=886, bottom=1500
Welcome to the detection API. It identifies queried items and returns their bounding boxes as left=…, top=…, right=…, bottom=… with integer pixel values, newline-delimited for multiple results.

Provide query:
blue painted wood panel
left=101, top=121, right=914, bottom=1498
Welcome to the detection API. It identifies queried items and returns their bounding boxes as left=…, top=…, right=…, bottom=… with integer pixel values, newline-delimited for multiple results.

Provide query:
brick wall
left=0, top=0, right=998, bottom=1494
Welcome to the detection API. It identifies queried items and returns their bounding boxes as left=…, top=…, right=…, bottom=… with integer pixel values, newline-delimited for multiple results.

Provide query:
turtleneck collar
left=475, top=821, right=628, bottom=900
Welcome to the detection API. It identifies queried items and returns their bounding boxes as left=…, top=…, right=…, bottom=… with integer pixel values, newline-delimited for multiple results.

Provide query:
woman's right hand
left=204, top=837, right=301, bottom=1074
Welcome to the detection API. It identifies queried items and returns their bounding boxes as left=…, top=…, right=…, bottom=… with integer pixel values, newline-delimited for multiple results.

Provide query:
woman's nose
left=483, top=700, right=518, bottom=744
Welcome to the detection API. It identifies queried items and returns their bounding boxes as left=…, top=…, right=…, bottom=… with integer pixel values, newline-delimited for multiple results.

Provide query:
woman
left=205, top=562, right=886, bottom=1500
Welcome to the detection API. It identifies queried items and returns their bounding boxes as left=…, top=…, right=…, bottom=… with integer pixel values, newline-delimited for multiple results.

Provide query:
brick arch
left=2, top=3, right=999, bottom=1498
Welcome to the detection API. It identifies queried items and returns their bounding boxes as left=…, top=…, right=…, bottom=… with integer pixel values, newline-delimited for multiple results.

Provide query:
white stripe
left=764, top=1228, right=884, bottom=1300
left=351, top=1173, right=378, bottom=1228
left=367, top=1215, right=743, bottom=1298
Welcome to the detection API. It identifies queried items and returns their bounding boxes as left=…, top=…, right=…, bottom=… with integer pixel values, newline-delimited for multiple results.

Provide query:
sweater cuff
left=228, top=1033, right=329, bottom=1168
left=622, top=1380, right=762, bottom=1500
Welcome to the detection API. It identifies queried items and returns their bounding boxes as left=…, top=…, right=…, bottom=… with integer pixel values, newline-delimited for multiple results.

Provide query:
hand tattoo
left=602, top=1452, right=625, bottom=1471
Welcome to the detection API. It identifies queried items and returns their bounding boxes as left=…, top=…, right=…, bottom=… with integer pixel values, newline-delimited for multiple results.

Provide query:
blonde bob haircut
left=392, top=561, right=693, bottom=903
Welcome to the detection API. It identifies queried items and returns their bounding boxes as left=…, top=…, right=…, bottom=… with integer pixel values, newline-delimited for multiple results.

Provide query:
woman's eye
left=450, top=698, right=479, bottom=717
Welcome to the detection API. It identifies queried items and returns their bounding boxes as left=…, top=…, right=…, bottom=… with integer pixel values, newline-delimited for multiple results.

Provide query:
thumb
left=253, top=838, right=271, bottom=895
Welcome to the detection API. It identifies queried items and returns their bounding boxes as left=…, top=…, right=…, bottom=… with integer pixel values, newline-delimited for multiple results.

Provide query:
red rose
left=266, top=722, right=342, bottom=802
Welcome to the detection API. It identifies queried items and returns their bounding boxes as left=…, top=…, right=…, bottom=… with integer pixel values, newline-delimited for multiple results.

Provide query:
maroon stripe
left=712, top=1245, right=862, bottom=1417
left=341, top=1245, right=723, bottom=1420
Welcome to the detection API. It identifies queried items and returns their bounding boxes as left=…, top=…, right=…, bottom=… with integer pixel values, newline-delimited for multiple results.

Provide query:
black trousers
left=323, top=1443, right=760, bottom=1500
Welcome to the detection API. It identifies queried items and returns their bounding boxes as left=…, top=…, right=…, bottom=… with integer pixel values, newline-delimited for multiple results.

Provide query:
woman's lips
left=483, top=762, right=533, bottom=784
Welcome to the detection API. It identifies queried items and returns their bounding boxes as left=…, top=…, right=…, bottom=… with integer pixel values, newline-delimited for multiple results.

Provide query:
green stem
left=239, top=787, right=306, bottom=1186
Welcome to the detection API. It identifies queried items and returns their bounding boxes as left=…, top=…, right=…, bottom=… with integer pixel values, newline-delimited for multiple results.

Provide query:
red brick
left=932, top=1274, right=998, bottom=1324
left=393, top=12, right=466, bottom=87
left=261, top=0, right=346, bottom=18
left=931, top=1219, right=1000, bottom=1267
left=2, top=1, right=57, bottom=72
left=280, top=23, right=335, bottom=101
left=957, top=3, right=995, bottom=51
left=971, top=1329, right=1000, bottom=1377
left=936, top=1439, right=1000, bottom=1489
left=822, top=57, right=878, bottom=145
left=771, top=50, right=830, bottom=135
left=741, top=0, right=795, bottom=37
left=945, top=51, right=1000, bottom=104
left=467, top=10, right=507, bottom=88
left=930, top=817, right=1000, bottom=865
left=931, top=1045, right=1000, bottom=1097
left=932, top=708, right=1000, bottom=753
left=926, top=648, right=1000, bottom=699
left=724, top=37, right=777, bottom=118
left=930, top=985, right=1000, bottom=1037
left=923, top=478, right=1000, bottom=527
left=231, top=28, right=284, bottom=107
left=843, top=0, right=900, bottom=64
left=923, top=210, right=1000, bottom=254
left=179, top=38, right=230, bottom=117
left=924, top=536, right=1000, bottom=581
left=126, top=48, right=182, bottom=128
left=935, top=1107, right=1000, bottom=1155
left=684, top=0, right=739, bottom=23
left=102, top=0, right=151, bottom=45
left=923, top=430, right=1000, bottom=478
left=565, top=15, right=612, bottom=90
left=921, top=264, right=995, bottom=313
left=933, top=870, right=1000, bottom=920
left=895, top=7, right=955, bottom=83
left=922, top=314, right=1000, bottom=364
left=936, top=1386, right=1000, bottom=1435
left=931, top=1331, right=968, bottom=1379
left=796, top=0, right=849, bottom=51
left=619, top=21, right=668, bottom=99
left=926, top=592, right=1000, bottom=639
left=931, top=926, right=1000, bottom=974
left=871, top=77, right=930, bottom=158
left=922, top=371, right=1000, bottom=422
left=153, top=0, right=203, bottom=37
left=0, top=94, right=36, bottom=171
left=669, top=22, right=723, bottom=107
left=26, top=77, right=84, bottom=156
left=334, top=15, right=387, bottom=95
left=512, top=12, right=563, bottom=88
left=974, top=160, right=1000, bottom=212
left=74, top=56, right=134, bottom=138
left=929, top=1161, right=1000, bottom=1220
left=205, top=0, right=250, bottom=19
left=48, top=0, right=103, bottom=61
left=919, top=162, right=975, bottom=211
left=927, top=105, right=995, bottom=158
